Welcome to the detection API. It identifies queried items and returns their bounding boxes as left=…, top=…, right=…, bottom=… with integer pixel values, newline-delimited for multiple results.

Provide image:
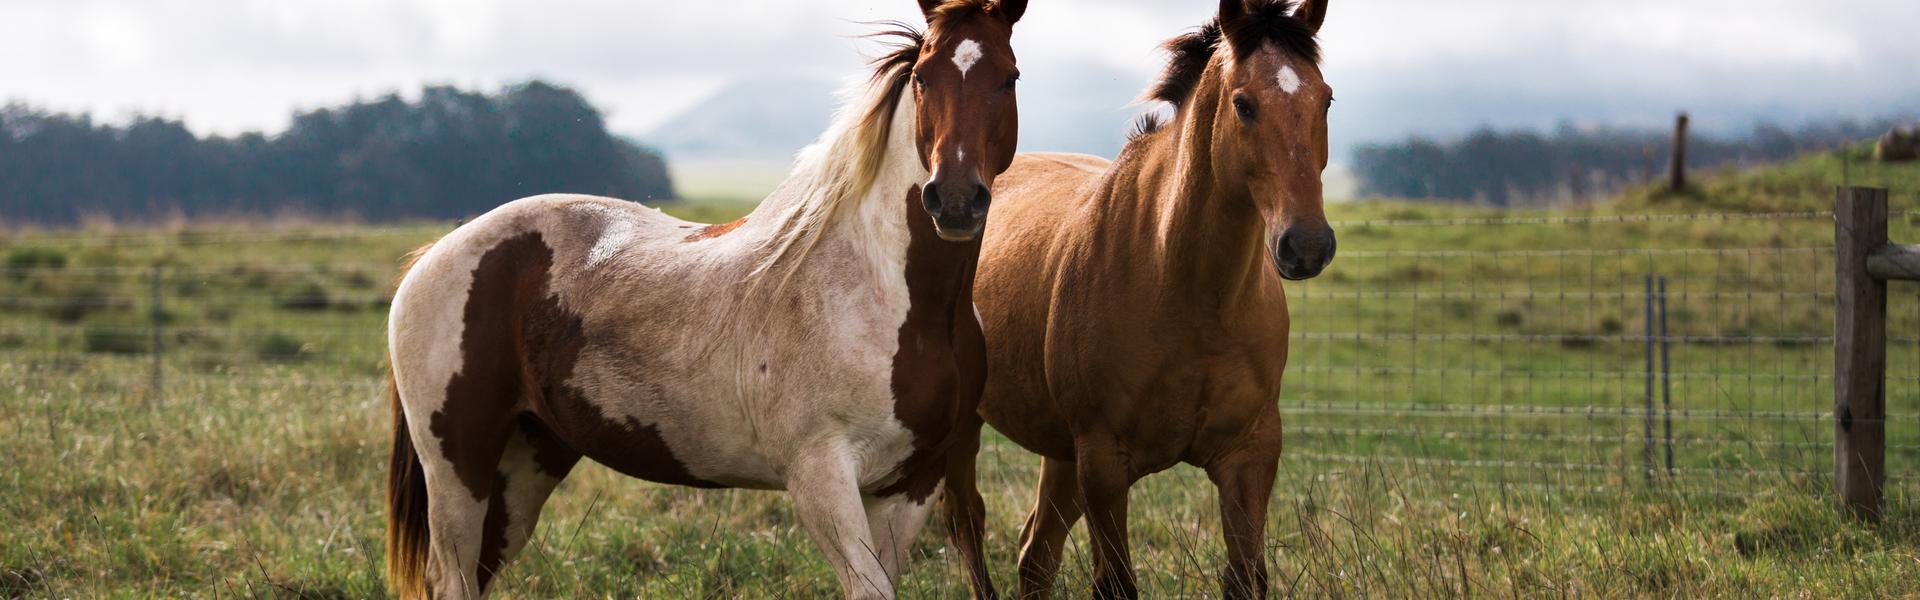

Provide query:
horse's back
left=997, top=153, right=1109, bottom=198
left=389, top=193, right=699, bottom=362
left=388, top=193, right=769, bottom=488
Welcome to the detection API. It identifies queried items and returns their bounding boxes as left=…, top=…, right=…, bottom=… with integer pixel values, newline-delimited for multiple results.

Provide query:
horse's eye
left=1232, top=93, right=1256, bottom=121
left=913, top=72, right=926, bottom=88
left=1001, top=74, right=1019, bottom=92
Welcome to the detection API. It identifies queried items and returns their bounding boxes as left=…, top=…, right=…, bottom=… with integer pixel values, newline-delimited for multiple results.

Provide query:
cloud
left=1, top=0, right=1915, bottom=153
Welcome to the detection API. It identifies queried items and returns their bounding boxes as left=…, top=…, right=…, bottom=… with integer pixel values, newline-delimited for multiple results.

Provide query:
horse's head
left=911, top=0, right=1024, bottom=241
left=1209, top=0, right=1334, bottom=280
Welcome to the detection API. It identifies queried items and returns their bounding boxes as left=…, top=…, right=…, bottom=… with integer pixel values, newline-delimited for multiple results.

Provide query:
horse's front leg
left=864, top=484, right=941, bottom=586
left=941, top=412, right=1000, bottom=600
left=1203, top=408, right=1284, bottom=600
left=790, top=447, right=897, bottom=600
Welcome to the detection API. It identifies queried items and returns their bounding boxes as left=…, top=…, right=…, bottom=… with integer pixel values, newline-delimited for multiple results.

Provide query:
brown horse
left=942, top=1, right=1334, bottom=598
left=383, top=1, right=1025, bottom=598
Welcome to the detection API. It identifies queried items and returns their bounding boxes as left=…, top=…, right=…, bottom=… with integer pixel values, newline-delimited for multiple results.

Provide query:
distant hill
left=647, top=60, right=1146, bottom=163
left=645, top=77, right=840, bottom=162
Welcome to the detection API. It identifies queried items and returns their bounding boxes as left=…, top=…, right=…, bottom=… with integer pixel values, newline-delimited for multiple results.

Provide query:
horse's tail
left=387, top=242, right=435, bottom=600
left=386, top=362, right=431, bottom=599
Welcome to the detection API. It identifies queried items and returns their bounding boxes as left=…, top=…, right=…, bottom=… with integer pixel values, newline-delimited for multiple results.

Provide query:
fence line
left=1276, top=402, right=1863, bottom=422
left=1287, top=426, right=1915, bottom=450
left=5, top=209, right=1917, bottom=501
left=1339, top=246, right=1831, bottom=259
left=1329, top=211, right=1841, bottom=228
left=1292, top=331, right=1838, bottom=345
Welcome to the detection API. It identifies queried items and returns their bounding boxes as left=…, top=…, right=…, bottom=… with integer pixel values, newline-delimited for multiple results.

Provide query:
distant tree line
left=1352, top=117, right=1911, bottom=206
left=0, top=81, right=674, bottom=224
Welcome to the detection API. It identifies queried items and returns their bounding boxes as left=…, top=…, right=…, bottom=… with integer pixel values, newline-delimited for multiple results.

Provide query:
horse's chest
left=883, top=322, right=975, bottom=437
left=1115, top=347, right=1283, bottom=463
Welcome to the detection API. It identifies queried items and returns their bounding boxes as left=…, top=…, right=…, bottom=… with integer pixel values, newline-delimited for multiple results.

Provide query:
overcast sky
left=4, top=0, right=1916, bottom=146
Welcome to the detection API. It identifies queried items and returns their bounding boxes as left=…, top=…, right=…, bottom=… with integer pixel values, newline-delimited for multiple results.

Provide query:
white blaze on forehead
left=1276, top=66, right=1302, bottom=95
left=952, top=39, right=983, bottom=79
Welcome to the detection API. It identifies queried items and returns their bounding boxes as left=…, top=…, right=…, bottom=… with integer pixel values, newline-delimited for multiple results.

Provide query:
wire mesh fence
left=1286, top=210, right=1920, bottom=499
left=3, top=210, right=1918, bottom=501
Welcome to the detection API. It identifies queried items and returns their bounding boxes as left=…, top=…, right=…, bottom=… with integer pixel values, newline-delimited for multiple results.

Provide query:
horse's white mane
left=695, top=58, right=917, bottom=371
left=741, top=61, right=915, bottom=290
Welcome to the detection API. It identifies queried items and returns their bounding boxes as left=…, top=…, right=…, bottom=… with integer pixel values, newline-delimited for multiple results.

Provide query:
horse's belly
left=539, top=383, right=779, bottom=489
left=553, top=361, right=932, bottom=492
left=978, top=381, right=1076, bottom=461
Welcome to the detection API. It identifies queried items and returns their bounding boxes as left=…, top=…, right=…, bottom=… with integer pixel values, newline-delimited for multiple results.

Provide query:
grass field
left=6, top=147, right=1920, bottom=597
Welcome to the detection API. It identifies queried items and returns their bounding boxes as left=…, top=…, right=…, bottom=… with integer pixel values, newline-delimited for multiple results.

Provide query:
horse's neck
left=1104, top=78, right=1270, bottom=299
left=834, top=103, right=928, bottom=287
left=772, top=93, right=926, bottom=292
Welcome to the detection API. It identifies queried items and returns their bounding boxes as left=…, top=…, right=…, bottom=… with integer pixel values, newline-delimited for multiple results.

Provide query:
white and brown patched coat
left=386, top=83, right=985, bottom=599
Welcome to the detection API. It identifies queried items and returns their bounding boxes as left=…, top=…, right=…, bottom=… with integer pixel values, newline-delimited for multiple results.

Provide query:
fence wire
left=1286, top=210, right=1920, bottom=498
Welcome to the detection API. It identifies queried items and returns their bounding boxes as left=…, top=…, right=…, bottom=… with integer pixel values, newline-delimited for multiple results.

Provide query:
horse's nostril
left=1276, top=232, right=1300, bottom=263
left=921, top=182, right=942, bottom=214
left=972, top=185, right=992, bottom=217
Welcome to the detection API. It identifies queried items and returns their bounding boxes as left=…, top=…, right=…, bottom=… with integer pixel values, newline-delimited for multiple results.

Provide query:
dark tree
left=0, top=80, right=676, bottom=225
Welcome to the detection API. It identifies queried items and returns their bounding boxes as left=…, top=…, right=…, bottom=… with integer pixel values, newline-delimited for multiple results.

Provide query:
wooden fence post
left=1667, top=113, right=1690, bottom=192
left=1835, top=186, right=1889, bottom=520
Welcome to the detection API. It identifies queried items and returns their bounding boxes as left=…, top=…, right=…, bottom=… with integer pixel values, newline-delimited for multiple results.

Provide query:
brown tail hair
left=387, top=243, right=435, bottom=599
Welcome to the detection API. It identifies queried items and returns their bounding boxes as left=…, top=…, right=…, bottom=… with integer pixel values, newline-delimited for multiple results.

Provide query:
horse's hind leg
left=398, top=373, right=520, bottom=598
left=408, top=410, right=513, bottom=600
left=789, top=449, right=896, bottom=600
left=473, top=417, right=581, bottom=591
left=1203, top=409, right=1283, bottom=600
left=1014, top=457, right=1084, bottom=600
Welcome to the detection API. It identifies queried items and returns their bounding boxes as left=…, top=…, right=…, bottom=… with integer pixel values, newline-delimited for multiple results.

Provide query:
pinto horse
left=941, top=1, right=1334, bottom=598
left=384, top=1, right=1025, bottom=598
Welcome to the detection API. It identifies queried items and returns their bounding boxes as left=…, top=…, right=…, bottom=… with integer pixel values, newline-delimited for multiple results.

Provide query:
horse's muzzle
left=1273, top=226, right=1336, bottom=280
left=922, top=178, right=991, bottom=242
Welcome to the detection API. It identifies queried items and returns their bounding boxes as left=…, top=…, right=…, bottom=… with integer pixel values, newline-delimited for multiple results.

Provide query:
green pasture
left=5, top=149, right=1920, bottom=596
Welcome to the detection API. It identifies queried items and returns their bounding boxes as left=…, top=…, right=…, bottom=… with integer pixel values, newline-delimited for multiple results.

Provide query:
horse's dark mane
left=927, top=0, right=1001, bottom=29
left=865, top=24, right=924, bottom=97
left=1144, top=22, right=1225, bottom=111
left=1128, top=112, right=1168, bottom=141
left=1145, top=1, right=1321, bottom=109
left=1224, top=0, right=1321, bottom=65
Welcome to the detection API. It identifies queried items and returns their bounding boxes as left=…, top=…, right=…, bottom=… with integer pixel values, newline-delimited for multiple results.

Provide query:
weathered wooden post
left=1667, top=112, right=1690, bottom=192
left=1835, top=186, right=1892, bottom=519
left=1659, top=276, right=1673, bottom=477
left=1643, top=275, right=1656, bottom=482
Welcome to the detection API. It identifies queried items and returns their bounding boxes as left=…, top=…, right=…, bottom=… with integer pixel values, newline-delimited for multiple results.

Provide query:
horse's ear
left=1295, top=0, right=1329, bottom=34
left=995, top=0, right=1027, bottom=24
left=918, top=0, right=942, bottom=19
